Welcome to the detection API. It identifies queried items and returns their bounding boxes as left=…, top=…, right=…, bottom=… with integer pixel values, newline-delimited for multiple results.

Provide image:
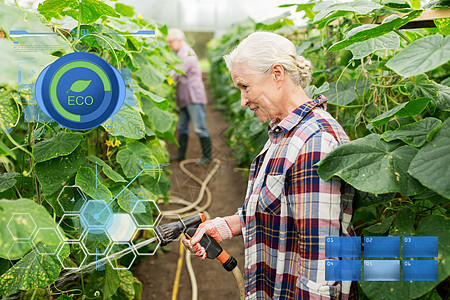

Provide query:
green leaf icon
left=66, top=80, right=92, bottom=93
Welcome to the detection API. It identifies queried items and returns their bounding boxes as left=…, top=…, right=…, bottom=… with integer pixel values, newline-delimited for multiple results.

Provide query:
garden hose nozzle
left=154, top=213, right=237, bottom=272
left=155, top=213, right=206, bottom=246
left=185, top=227, right=237, bottom=272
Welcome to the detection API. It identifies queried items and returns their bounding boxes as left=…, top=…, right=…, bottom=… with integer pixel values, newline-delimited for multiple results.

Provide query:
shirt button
left=247, top=292, right=251, bottom=296
left=248, top=237, right=252, bottom=241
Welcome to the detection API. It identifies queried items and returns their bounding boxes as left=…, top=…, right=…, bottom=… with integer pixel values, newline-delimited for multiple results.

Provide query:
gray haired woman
left=183, top=32, right=356, bottom=299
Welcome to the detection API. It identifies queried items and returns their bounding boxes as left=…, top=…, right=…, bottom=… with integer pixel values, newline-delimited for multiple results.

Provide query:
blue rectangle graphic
left=403, top=260, right=438, bottom=281
left=325, top=237, right=361, bottom=258
left=364, top=260, right=400, bottom=281
left=325, top=260, right=361, bottom=281
left=403, top=237, right=438, bottom=257
left=364, top=236, right=400, bottom=257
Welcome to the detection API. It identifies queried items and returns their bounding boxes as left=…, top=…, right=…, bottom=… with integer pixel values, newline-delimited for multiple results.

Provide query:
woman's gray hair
left=168, top=28, right=185, bottom=41
left=223, top=32, right=312, bottom=88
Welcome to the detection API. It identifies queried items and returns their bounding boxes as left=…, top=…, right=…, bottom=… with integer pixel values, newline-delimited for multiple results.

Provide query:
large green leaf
left=38, top=0, right=119, bottom=24
left=313, top=0, right=382, bottom=24
left=435, top=17, right=450, bottom=36
left=346, top=30, right=400, bottom=59
left=87, top=156, right=126, bottom=183
left=386, top=34, right=450, bottom=77
left=360, top=215, right=449, bottom=300
left=354, top=190, right=395, bottom=209
left=328, top=10, right=422, bottom=52
left=112, top=269, right=136, bottom=299
left=317, top=134, right=425, bottom=196
left=102, top=107, right=146, bottom=139
left=0, top=3, right=71, bottom=58
left=0, top=243, right=69, bottom=296
left=116, top=141, right=153, bottom=178
left=75, top=166, right=112, bottom=201
left=32, top=132, right=83, bottom=163
left=37, top=0, right=78, bottom=20
left=323, top=79, right=369, bottom=106
left=35, top=147, right=85, bottom=212
left=146, top=101, right=174, bottom=133
left=115, top=3, right=134, bottom=17
left=139, top=89, right=169, bottom=111
left=409, top=118, right=450, bottom=199
left=85, top=264, right=120, bottom=298
left=363, top=215, right=395, bottom=236
left=381, top=118, right=442, bottom=147
left=135, top=63, right=165, bottom=89
left=388, top=207, right=415, bottom=236
left=0, top=199, right=61, bottom=259
left=368, top=97, right=432, bottom=128
left=305, top=82, right=329, bottom=99
left=0, top=39, right=51, bottom=86
left=0, top=172, right=18, bottom=193
left=405, top=74, right=439, bottom=100
left=0, top=140, right=15, bottom=159
left=0, top=97, right=19, bottom=131
left=435, top=83, right=450, bottom=112
left=113, top=186, right=139, bottom=213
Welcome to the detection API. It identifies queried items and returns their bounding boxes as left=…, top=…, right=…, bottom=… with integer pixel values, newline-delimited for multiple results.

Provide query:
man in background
left=167, top=28, right=212, bottom=165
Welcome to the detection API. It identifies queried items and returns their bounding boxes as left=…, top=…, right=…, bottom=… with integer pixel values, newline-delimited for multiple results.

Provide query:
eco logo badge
left=35, top=52, right=125, bottom=130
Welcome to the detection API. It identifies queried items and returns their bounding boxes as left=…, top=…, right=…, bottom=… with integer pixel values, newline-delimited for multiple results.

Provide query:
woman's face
left=231, top=63, right=282, bottom=123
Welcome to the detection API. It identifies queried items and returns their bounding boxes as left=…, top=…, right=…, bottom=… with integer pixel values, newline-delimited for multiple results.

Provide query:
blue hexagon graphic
left=57, top=186, right=87, bottom=214
left=58, top=214, right=85, bottom=241
left=107, top=241, right=137, bottom=270
left=32, top=228, right=63, bottom=255
left=80, top=200, right=114, bottom=234
left=131, top=228, right=160, bottom=255
left=81, top=231, right=112, bottom=256
left=106, top=213, right=137, bottom=242
left=7, top=213, right=37, bottom=240
left=131, top=200, right=161, bottom=228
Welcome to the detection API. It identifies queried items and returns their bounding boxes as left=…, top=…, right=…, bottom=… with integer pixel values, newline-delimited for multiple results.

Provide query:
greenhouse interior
left=0, top=0, right=449, bottom=299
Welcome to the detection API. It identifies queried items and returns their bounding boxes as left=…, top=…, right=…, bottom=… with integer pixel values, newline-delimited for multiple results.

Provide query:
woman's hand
left=182, top=216, right=235, bottom=259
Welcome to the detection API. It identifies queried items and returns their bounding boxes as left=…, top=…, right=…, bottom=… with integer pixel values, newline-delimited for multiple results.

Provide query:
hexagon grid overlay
left=42, top=167, right=165, bottom=270
left=7, top=213, right=37, bottom=240
left=57, top=186, right=87, bottom=214
left=80, top=200, right=114, bottom=234
left=57, top=241, right=87, bottom=270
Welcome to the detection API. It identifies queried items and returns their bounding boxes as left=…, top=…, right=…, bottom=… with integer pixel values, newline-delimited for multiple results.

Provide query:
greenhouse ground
left=134, top=80, right=247, bottom=299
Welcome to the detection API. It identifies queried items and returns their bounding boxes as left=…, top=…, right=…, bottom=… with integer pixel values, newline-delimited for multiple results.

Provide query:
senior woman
left=183, top=32, right=356, bottom=299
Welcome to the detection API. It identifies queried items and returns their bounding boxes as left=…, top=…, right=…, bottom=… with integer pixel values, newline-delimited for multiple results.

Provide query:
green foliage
left=209, top=1, right=450, bottom=299
left=0, top=0, right=178, bottom=298
left=38, top=0, right=119, bottom=24
left=360, top=215, right=450, bottom=299
left=386, top=34, right=450, bottom=77
left=0, top=173, right=19, bottom=193
left=317, top=134, right=425, bottom=196
left=116, top=141, right=155, bottom=178
left=381, top=117, right=442, bottom=147
left=0, top=199, right=62, bottom=259
left=0, top=243, right=70, bottom=296
left=32, top=132, right=83, bottom=163
left=409, top=118, right=450, bottom=199
left=328, top=10, right=422, bottom=51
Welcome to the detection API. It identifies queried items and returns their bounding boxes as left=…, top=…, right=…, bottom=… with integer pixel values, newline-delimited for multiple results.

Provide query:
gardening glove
left=182, top=217, right=233, bottom=260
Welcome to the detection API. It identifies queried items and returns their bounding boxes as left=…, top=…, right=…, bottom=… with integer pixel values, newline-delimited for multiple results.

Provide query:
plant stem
left=77, top=0, right=82, bottom=40
left=352, top=12, right=360, bottom=23
left=1, top=125, right=33, bottom=158
left=13, top=0, right=19, bottom=8
left=394, top=29, right=412, bottom=44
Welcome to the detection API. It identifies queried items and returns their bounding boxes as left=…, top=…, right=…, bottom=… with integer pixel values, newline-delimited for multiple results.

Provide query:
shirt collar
left=267, top=94, right=327, bottom=143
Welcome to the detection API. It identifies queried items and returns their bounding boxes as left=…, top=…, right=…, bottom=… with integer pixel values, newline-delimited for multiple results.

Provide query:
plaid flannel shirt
left=237, top=95, right=355, bottom=299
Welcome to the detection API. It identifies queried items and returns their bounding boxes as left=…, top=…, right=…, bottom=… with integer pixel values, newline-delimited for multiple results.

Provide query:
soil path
left=134, top=76, right=247, bottom=299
